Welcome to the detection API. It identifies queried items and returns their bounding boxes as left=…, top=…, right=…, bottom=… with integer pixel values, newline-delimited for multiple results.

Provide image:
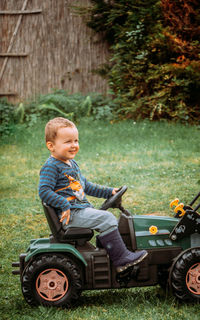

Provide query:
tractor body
left=12, top=191, right=200, bottom=307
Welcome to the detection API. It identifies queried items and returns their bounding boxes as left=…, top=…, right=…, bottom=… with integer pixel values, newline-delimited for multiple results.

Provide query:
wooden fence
left=0, top=0, right=109, bottom=102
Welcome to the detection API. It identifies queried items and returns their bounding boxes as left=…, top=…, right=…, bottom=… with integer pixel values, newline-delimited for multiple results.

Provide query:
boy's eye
left=64, top=140, right=79, bottom=144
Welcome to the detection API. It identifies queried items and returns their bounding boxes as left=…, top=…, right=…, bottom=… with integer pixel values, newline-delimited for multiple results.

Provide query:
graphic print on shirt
left=64, top=174, right=85, bottom=201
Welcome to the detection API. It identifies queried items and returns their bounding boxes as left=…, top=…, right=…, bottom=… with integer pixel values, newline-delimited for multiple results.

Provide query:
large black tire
left=169, top=247, right=200, bottom=302
left=22, top=254, right=82, bottom=308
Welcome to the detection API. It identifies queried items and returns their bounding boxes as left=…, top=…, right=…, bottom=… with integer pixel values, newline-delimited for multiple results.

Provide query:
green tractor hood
left=133, top=215, right=190, bottom=250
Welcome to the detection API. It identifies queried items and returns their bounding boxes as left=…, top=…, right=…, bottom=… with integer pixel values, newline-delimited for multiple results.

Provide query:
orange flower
left=177, top=55, right=185, bottom=62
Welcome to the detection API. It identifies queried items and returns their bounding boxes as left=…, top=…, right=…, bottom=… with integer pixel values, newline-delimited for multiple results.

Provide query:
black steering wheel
left=100, top=186, right=128, bottom=211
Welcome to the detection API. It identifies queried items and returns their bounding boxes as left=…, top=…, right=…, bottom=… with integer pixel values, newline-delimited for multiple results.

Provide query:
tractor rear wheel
left=169, top=247, right=200, bottom=302
left=22, top=254, right=82, bottom=307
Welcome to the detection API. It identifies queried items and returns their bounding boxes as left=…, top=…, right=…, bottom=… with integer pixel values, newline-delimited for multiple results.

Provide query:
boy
left=39, top=117, right=148, bottom=273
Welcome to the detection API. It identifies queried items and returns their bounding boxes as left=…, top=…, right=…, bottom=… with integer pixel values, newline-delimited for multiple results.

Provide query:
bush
left=0, top=91, right=118, bottom=137
left=85, top=0, right=200, bottom=123
left=0, top=98, right=16, bottom=136
left=22, top=90, right=117, bottom=124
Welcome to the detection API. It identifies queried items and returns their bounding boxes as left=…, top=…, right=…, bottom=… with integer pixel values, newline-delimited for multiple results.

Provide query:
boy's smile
left=46, top=126, right=79, bottom=164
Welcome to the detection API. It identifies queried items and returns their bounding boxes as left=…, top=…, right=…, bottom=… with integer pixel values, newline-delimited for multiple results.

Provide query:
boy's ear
left=46, top=141, right=54, bottom=151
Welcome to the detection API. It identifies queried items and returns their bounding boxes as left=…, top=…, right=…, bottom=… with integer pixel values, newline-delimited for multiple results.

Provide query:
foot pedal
left=116, top=265, right=139, bottom=287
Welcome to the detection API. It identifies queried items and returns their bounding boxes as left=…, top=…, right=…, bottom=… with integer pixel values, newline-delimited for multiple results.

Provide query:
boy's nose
left=72, top=141, right=78, bottom=147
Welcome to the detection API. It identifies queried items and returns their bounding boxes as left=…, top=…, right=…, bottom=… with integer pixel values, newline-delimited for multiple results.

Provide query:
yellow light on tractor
left=149, top=225, right=158, bottom=235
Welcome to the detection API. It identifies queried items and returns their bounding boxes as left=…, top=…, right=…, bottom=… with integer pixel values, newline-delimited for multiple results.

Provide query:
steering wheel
left=100, top=186, right=128, bottom=211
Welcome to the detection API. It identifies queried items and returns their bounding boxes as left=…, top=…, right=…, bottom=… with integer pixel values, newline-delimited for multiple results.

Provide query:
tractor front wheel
left=22, top=254, right=82, bottom=307
left=169, top=247, right=200, bottom=302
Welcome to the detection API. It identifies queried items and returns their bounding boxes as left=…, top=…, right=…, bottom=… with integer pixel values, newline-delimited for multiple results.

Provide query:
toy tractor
left=12, top=186, right=200, bottom=307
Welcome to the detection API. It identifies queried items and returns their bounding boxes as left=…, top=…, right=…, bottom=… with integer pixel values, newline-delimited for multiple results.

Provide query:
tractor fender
left=24, top=238, right=87, bottom=266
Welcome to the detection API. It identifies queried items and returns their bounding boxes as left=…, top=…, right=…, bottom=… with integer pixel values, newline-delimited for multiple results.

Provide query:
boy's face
left=46, top=126, right=79, bottom=163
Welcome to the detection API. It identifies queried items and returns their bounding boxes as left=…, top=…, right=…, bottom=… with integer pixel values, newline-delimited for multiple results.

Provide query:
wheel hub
left=186, top=263, right=200, bottom=295
left=36, top=268, right=68, bottom=301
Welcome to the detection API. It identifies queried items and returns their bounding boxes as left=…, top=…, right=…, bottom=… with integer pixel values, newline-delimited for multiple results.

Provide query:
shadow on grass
left=78, top=286, right=173, bottom=308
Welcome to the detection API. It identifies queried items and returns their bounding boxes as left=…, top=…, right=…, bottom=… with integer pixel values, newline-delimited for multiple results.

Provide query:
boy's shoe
left=115, top=250, right=148, bottom=273
left=98, top=229, right=148, bottom=273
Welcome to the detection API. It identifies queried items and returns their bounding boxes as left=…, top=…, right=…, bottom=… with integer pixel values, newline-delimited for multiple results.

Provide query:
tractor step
left=91, top=253, right=111, bottom=289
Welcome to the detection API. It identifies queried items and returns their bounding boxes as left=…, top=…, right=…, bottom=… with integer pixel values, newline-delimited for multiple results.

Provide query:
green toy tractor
left=12, top=187, right=200, bottom=307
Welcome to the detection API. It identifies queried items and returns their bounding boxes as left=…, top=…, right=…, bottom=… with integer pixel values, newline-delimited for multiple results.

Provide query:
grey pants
left=62, top=207, right=118, bottom=236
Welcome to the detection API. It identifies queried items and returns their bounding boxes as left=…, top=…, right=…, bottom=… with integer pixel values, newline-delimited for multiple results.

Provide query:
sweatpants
left=61, top=207, right=118, bottom=236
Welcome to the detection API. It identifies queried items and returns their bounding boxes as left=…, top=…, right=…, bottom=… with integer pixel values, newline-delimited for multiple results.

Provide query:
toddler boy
left=39, top=117, right=147, bottom=272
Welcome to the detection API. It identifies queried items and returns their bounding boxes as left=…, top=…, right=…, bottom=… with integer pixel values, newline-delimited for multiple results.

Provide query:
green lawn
left=0, top=119, right=200, bottom=320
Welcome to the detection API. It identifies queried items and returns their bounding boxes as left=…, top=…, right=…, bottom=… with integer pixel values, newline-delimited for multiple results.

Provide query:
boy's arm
left=82, top=175, right=114, bottom=199
left=39, top=164, right=71, bottom=212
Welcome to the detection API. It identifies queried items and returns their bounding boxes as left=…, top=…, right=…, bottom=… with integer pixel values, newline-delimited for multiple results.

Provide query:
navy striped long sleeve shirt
left=39, top=156, right=113, bottom=212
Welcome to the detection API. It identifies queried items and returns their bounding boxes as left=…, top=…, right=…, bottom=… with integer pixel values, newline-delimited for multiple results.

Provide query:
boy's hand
left=60, top=209, right=71, bottom=225
left=112, top=188, right=119, bottom=195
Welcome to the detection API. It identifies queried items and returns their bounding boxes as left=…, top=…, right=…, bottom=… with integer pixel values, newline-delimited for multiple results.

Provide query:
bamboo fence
left=0, top=0, right=109, bottom=102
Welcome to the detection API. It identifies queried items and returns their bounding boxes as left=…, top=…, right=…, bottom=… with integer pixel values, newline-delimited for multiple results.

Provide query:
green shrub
left=85, top=0, right=200, bottom=123
left=0, top=91, right=117, bottom=137
left=22, top=90, right=116, bottom=124
left=0, top=98, right=15, bottom=136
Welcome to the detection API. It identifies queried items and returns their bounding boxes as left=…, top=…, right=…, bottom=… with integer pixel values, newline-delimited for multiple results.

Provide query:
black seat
left=42, top=203, right=94, bottom=245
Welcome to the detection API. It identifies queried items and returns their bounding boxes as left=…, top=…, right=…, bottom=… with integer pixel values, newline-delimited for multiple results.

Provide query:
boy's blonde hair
left=45, top=117, right=76, bottom=142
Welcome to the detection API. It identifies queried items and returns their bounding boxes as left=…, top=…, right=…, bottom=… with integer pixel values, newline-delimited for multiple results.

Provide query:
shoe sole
left=116, top=251, right=148, bottom=273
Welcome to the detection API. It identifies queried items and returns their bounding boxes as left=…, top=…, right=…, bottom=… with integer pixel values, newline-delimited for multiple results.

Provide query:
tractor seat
left=42, top=203, right=94, bottom=245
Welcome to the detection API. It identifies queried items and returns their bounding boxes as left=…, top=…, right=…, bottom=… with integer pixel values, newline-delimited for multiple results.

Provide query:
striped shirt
left=39, top=156, right=113, bottom=212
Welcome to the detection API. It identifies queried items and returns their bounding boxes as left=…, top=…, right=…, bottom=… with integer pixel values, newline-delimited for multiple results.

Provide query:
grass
left=0, top=119, right=200, bottom=320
